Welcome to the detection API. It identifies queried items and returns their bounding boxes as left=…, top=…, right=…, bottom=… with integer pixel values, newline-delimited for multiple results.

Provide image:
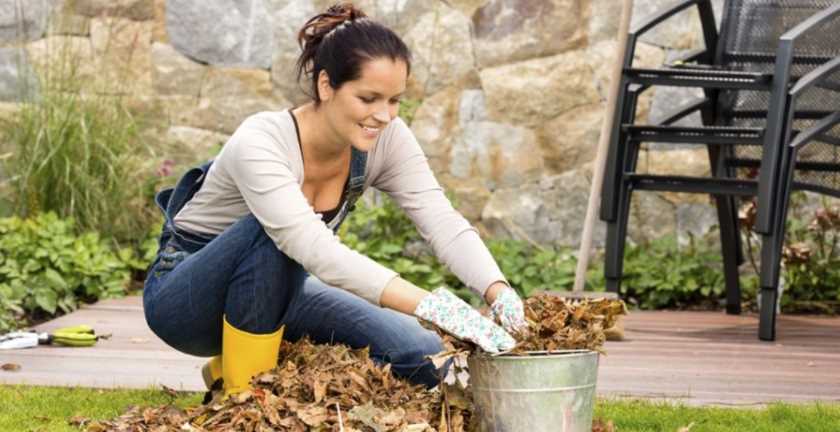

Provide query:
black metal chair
left=599, top=0, right=840, bottom=341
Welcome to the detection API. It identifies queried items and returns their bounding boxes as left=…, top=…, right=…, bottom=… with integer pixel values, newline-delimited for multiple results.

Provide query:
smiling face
left=318, top=57, right=408, bottom=152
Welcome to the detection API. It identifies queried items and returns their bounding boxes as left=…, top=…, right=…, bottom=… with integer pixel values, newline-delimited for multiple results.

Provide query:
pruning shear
left=0, top=324, right=100, bottom=349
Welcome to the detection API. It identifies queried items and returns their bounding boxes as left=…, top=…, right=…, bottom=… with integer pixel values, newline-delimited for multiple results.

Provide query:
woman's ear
left=317, top=70, right=334, bottom=103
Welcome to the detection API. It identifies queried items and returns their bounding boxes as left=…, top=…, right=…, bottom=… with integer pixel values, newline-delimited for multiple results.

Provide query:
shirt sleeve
left=371, top=118, right=508, bottom=298
left=221, top=127, right=397, bottom=305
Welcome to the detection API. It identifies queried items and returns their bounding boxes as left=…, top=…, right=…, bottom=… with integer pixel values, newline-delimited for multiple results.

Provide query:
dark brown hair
left=296, top=3, right=412, bottom=104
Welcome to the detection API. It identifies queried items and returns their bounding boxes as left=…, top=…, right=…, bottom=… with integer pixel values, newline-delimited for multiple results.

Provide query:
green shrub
left=0, top=89, right=158, bottom=247
left=0, top=213, right=133, bottom=332
left=618, top=235, right=725, bottom=309
left=486, top=239, right=604, bottom=298
left=0, top=25, right=162, bottom=249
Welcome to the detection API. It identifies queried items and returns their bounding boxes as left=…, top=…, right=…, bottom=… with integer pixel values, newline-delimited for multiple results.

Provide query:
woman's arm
left=378, top=276, right=429, bottom=315
left=370, top=118, right=509, bottom=303
left=484, top=281, right=509, bottom=304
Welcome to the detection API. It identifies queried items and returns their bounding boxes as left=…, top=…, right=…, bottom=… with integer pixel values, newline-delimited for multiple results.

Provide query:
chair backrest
left=789, top=68, right=840, bottom=197
left=714, top=0, right=840, bottom=196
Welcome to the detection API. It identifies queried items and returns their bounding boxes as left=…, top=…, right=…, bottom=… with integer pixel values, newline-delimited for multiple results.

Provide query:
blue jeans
left=143, top=168, right=443, bottom=388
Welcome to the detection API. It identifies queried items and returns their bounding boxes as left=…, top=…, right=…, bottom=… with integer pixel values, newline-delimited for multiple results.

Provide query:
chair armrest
left=790, top=111, right=840, bottom=149
left=631, top=0, right=710, bottom=37
left=790, top=56, right=840, bottom=99
left=788, top=56, right=840, bottom=150
left=780, top=4, right=840, bottom=44
left=626, top=0, right=718, bottom=67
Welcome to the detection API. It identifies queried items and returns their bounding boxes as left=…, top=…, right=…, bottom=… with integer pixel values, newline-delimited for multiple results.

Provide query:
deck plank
left=1, top=297, right=839, bottom=406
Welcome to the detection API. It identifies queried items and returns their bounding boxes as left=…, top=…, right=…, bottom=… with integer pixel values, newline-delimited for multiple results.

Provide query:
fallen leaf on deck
left=1, top=363, right=21, bottom=372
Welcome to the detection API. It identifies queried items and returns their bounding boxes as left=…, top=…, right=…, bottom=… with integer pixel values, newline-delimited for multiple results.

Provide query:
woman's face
left=319, top=57, right=408, bottom=152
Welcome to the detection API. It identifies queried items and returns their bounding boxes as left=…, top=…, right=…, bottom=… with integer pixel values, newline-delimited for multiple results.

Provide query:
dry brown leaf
left=296, top=404, right=329, bottom=426
left=592, top=418, right=616, bottom=432
left=1, top=363, right=21, bottom=372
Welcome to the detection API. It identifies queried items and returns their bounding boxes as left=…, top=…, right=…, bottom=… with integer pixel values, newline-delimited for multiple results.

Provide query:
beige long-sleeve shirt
left=173, top=110, right=507, bottom=305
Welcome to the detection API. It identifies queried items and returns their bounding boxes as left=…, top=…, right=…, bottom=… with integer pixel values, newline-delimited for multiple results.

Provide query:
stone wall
left=0, top=0, right=730, bottom=248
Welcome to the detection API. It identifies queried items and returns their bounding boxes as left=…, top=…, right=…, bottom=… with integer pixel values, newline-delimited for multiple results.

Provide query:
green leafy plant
left=739, top=195, right=840, bottom=313
left=0, top=213, right=132, bottom=332
left=781, top=204, right=840, bottom=312
left=619, top=235, right=725, bottom=309
left=486, top=239, right=603, bottom=298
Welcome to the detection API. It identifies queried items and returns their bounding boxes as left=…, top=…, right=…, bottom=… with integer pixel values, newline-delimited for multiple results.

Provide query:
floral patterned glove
left=414, top=287, right=516, bottom=353
left=489, top=286, right=528, bottom=335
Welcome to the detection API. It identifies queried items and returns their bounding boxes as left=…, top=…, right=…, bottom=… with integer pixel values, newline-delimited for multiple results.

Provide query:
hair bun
left=299, top=3, right=367, bottom=47
left=325, top=3, right=366, bottom=21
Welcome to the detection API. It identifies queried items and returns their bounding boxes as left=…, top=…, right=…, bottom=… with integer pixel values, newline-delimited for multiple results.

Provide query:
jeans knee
left=383, top=331, right=442, bottom=366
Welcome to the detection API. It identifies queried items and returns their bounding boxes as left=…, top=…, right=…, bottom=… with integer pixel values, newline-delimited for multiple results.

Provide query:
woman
left=143, top=3, right=527, bottom=397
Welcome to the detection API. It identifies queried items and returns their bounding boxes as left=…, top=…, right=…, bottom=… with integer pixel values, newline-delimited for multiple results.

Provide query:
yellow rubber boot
left=221, top=315, right=284, bottom=396
left=201, top=356, right=223, bottom=390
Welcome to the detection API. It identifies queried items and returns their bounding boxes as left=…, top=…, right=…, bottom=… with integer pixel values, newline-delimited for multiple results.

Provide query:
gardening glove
left=414, top=287, right=516, bottom=353
left=488, top=286, right=529, bottom=336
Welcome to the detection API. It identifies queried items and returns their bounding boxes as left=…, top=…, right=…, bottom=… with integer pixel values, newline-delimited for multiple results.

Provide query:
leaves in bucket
left=426, top=293, right=627, bottom=355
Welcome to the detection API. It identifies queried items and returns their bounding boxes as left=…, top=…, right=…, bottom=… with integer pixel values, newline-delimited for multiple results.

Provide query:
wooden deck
left=1, top=296, right=838, bottom=407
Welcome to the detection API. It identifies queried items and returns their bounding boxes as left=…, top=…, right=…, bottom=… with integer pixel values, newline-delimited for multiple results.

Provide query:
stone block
left=167, top=0, right=273, bottom=68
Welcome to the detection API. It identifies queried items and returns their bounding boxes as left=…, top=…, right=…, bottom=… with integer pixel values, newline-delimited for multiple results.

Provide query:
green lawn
left=1, top=385, right=839, bottom=431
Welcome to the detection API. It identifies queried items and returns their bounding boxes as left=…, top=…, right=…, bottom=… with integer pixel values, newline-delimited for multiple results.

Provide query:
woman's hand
left=488, top=285, right=528, bottom=336
left=414, top=287, right=515, bottom=353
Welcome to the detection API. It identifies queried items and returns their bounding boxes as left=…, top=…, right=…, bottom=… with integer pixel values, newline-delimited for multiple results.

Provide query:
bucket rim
left=472, top=349, right=599, bottom=361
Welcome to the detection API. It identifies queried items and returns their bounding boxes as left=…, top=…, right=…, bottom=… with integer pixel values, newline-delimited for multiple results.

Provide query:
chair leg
left=604, top=185, right=633, bottom=295
left=757, top=146, right=798, bottom=341
left=604, top=135, right=639, bottom=296
left=707, top=144, right=742, bottom=315
left=732, top=197, right=746, bottom=266
left=716, top=195, right=742, bottom=315
left=758, top=232, right=782, bottom=341
left=720, top=145, right=747, bottom=267
left=600, top=80, right=632, bottom=223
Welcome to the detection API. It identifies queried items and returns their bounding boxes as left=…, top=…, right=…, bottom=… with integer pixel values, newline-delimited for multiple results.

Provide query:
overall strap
left=155, top=161, right=214, bottom=231
left=326, top=148, right=367, bottom=232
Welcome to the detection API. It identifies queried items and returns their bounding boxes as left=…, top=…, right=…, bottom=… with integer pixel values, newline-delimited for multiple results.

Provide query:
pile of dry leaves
left=83, top=338, right=467, bottom=431
left=81, top=293, right=624, bottom=432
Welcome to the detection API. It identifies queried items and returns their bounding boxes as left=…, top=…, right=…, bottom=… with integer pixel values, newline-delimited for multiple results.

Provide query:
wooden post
left=573, top=0, right=635, bottom=294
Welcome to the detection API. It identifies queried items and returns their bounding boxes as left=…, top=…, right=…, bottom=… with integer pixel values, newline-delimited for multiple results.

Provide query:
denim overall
left=142, top=148, right=443, bottom=388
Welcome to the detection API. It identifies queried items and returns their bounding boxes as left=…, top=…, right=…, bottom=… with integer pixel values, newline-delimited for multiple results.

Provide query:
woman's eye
left=389, top=98, right=401, bottom=105
left=359, top=96, right=375, bottom=104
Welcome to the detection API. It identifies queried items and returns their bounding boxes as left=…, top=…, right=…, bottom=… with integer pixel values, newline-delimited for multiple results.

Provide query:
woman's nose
left=373, top=108, right=390, bottom=123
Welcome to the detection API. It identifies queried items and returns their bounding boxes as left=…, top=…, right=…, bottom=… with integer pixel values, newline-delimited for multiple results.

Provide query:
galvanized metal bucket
left=468, top=350, right=599, bottom=432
